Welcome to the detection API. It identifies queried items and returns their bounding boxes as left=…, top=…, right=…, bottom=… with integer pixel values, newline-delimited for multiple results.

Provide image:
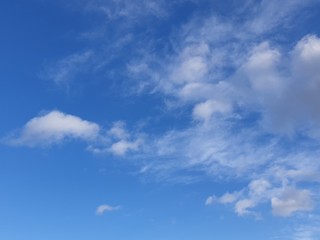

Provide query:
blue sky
left=1, top=0, right=320, bottom=239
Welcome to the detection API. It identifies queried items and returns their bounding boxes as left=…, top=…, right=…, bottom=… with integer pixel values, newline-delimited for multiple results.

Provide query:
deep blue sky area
left=1, top=1, right=320, bottom=239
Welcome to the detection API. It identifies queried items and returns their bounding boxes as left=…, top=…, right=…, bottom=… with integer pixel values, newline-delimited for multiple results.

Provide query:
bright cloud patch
left=271, top=188, right=314, bottom=217
left=96, top=204, right=120, bottom=215
left=6, top=111, right=100, bottom=146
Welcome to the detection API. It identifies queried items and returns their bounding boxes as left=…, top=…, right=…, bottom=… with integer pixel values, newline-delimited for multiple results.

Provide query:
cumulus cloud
left=219, top=192, right=241, bottom=204
left=192, top=99, right=232, bottom=122
left=271, top=188, right=314, bottom=217
left=4, top=110, right=144, bottom=157
left=88, top=121, right=142, bottom=156
left=96, top=204, right=120, bottom=215
left=109, top=139, right=141, bottom=156
left=6, top=111, right=100, bottom=147
left=246, top=35, right=320, bottom=135
left=235, top=199, right=256, bottom=216
left=108, top=121, right=129, bottom=140
left=249, top=179, right=271, bottom=196
left=209, top=179, right=316, bottom=218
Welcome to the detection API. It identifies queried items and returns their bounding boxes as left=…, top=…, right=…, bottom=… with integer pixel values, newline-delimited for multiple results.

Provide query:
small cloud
left=205, top=196, right=215, bottom=205
left=271, top=187, right=314, bottom=217
left=108, top=121, right=129, bottom=140
left=219, top=192, right=241, bottom=204
left=235, top=199, right=255, bottom=216
left=192, top=99, right=232, bottom=122
left=5, top=110, right=100, bottom=147
left=96, top=204, right=120, bottom=216
left=249, top=179, right=271, bottom=196
left=109, top=139, right=141, bottom=156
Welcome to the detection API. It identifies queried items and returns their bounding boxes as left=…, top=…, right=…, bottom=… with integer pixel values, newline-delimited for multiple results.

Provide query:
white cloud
left=235, top=199, right=255, bottom=216
left=249, top=179, right=271, bottom=196
left=96, top=204, right=120, bottom=215
left=205, top=196, right=215, bottom=205
left=242, top=42, right=282, bottom=94
left=7, top=111, right=100, bottom=147
left=192, top=99, right=232, bottom=122
left=109, top=139, right=141, bottom=156
left=219, top=192, right=241, bottom=204
left=247, top=0, right=317, bottom=35
left=251, top=35, right=320, bottom=135
left=210, top=176, right=316, bottom=218
left=108, top=121, right=129, bottom=140
left=5, top=111, right=144, bottom=157
left=171, top=56, right=208, bottom=84
left=271, top=188, right=314, bottom=217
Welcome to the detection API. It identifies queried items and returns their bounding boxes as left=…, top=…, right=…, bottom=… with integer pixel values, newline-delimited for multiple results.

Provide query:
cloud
left=205, top=196, right=215, bottom=206
left=247, top=0, right=318, bottom=34
left=117, top=13, right=320, bottom=217
left=87, top=121, right=143, bottom=156
left=4, top=111, right=143, bottom=157
left=43, top=51, right=93, bottom=85
left=235, top=199, right=256, bottom=216
left=209, top=177, right=316, bottom=218
left=249, top=179, right=271, bottom=196
left=109, top=139, right=141, bottom=156
left=96, top=204, right=120, bottom=215
left=6, top=111, right=100, bottom=147
left=244, top=35, right=320, bottom=135
left=205, top=191, right=241, bottom=206
left=271, top=188, right=314, bottom=217
left=293, top=223, right=320, bottom=240
left=219, top=192, right=241, bottom=204
left=144, top=120, right=278, bottom=180
left=85, top=0, right=169, bottom=20
left=192, top=99, right=232, bottom=122
left=108, top=121, right=129, bottom=140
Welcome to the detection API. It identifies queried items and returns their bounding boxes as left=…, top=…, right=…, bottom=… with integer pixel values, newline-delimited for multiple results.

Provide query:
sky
left=1, top=0, right=320, bottom=239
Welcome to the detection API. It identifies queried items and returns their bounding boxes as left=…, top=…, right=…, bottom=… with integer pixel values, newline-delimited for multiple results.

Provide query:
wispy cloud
left=96, top=204, right=120, bottom=215
left=85, top=0, right=169, bottom=20
left=43, top=51, right=93, bottom=85
left=247, top=0, right=318, bottom=34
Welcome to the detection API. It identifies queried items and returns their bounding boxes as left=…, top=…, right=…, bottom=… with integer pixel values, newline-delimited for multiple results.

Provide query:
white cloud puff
left=96, top=204, right=120, bottom=215
left=6, top=111, right=100, bottom=146
left=235, top=199, right=255, bottom=216
left=205, top=196, right=215, bottom=205
left=192, top=99, right=232, bottom=122
left=271, top=188, right=314, bottom=217
left=109, top=139, right=141, bottom=156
